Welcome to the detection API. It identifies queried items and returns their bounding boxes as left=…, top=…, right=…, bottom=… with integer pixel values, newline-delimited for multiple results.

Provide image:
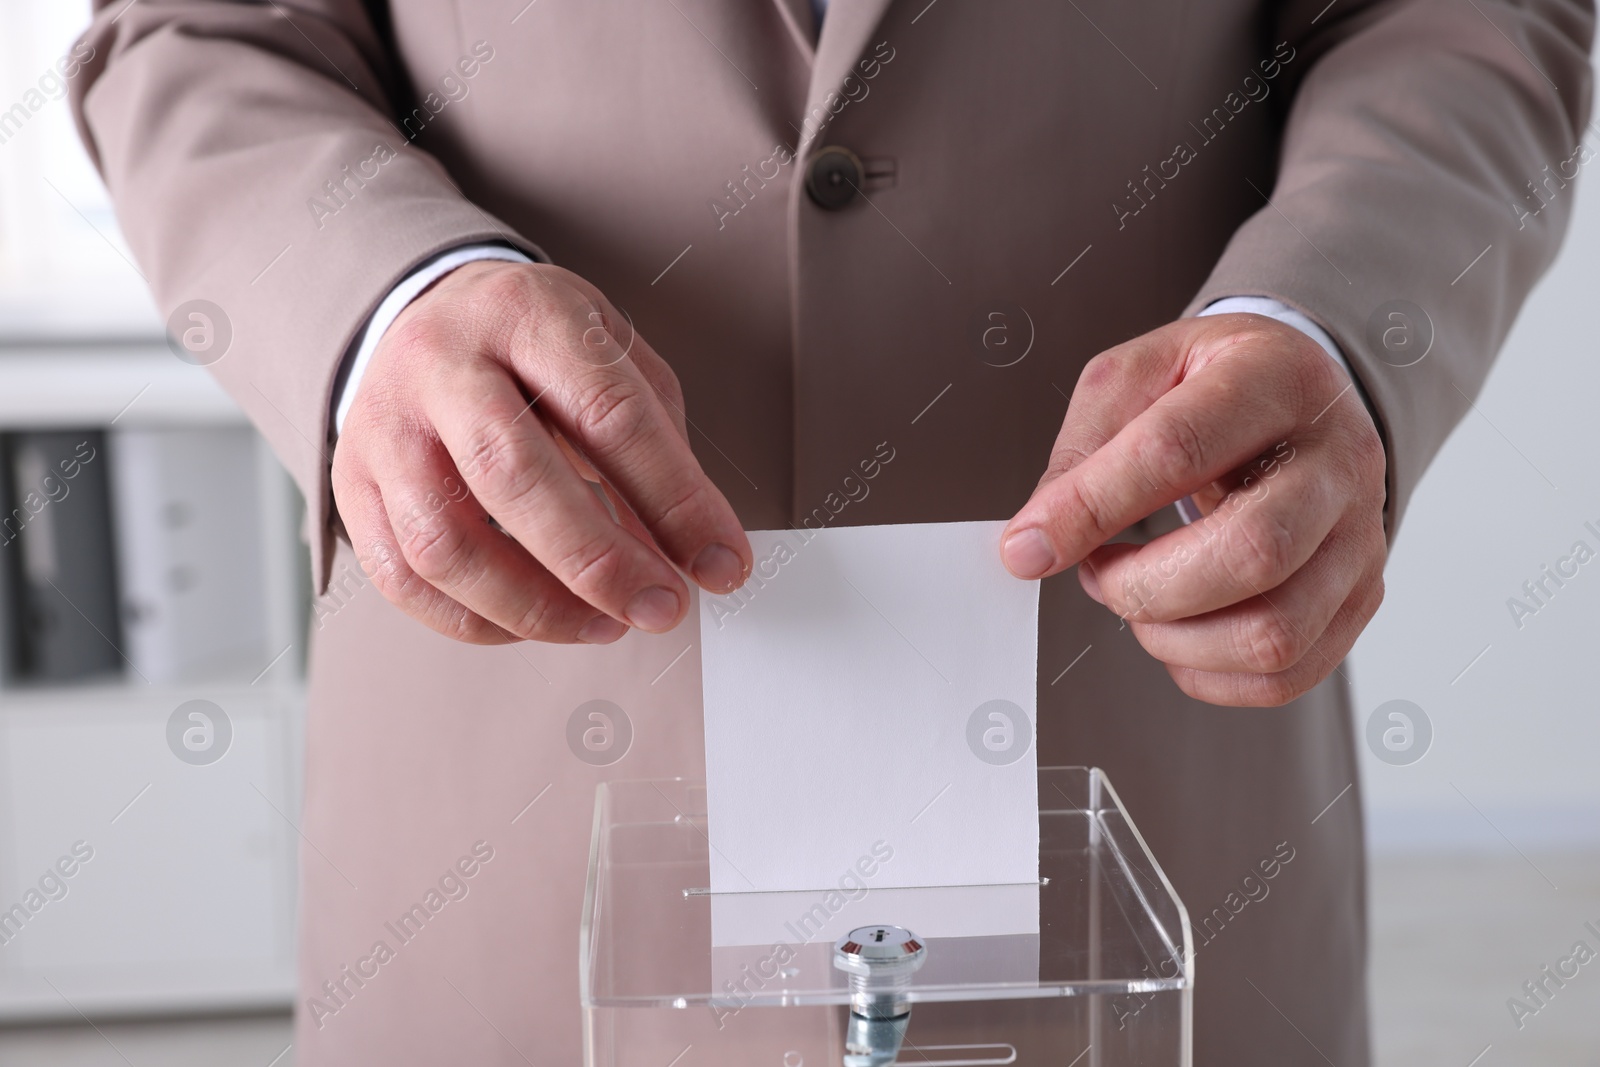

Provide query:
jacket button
left=806, top=146, right=863, bottom=209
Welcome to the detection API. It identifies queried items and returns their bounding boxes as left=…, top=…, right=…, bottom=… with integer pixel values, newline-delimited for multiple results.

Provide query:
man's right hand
left=331, top=260, right=752, bottom=645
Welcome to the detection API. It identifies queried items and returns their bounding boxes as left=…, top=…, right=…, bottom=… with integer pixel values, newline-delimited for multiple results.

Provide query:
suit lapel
left=800, top=0, right=896, bottom=145
left=769, top=0, right=817, bottom=61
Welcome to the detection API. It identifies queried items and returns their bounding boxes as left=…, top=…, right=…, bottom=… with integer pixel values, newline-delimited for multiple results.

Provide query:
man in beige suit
left=72, top=0, right=1591, bottom=1062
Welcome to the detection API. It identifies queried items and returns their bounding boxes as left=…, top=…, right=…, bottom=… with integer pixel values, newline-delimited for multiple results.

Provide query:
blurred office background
left=0, top=3, right=1595, bottom=1065
left=0, top=4, right=308, bottom=1065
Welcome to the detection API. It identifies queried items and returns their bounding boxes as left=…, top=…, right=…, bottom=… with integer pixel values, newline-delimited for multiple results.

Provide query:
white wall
left=1351, top=123, right=1600, bottom=852
left=0, top=0, right=158, bottom=337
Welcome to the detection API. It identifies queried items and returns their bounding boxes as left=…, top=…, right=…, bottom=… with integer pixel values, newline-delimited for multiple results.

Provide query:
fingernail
left=625, top=586, right=683, bottom=632
left=691, top=543, right=746, bottom=592
left=578, top=615, right=628, bottom=644
left=1078, top=560, right=1105, bottom=604
left=1002, top=528, right=1057, bottom=579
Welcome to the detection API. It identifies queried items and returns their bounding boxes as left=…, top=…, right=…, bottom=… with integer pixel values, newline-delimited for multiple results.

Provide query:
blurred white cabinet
left=0, top=344, right=306, bottom=1020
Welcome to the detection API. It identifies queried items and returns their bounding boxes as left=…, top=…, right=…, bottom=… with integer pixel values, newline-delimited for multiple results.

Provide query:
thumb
left=1000, top=321, right=1201, bottom=577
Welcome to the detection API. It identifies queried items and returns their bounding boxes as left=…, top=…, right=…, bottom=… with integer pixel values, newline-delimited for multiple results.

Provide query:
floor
left=1367, top=851, right=1600, bottom=1066
left=0, top=852, right=1596, bottom=1066
left=0, top=1012, right=294, bottom=1067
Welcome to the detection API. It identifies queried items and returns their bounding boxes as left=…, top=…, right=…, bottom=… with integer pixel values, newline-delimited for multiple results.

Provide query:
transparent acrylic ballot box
left=581, top=766, right=1193, bottom=1066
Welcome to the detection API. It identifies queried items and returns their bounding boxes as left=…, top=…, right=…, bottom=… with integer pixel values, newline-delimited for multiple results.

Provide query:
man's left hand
left=1001, top=313, right=1388, bottom=707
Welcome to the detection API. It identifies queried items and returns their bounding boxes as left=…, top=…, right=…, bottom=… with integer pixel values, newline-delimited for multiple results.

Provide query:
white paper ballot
left=700, top=520, right=1040, bottom=894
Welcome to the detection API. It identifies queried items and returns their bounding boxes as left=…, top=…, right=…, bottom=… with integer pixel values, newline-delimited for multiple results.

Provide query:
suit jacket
left=72, top=0, right=1592, bottom=1064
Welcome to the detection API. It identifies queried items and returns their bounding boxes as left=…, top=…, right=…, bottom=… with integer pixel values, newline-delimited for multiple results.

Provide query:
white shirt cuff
left=1197, top=295, right=1352, bottom=379
left=332, top=244, right=537, bottom=436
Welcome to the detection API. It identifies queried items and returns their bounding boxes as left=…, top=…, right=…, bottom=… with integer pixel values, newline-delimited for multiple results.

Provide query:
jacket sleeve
left=69, top=0, right=543, bottom=592
left=1186, top=0, right=1593, bottom=537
